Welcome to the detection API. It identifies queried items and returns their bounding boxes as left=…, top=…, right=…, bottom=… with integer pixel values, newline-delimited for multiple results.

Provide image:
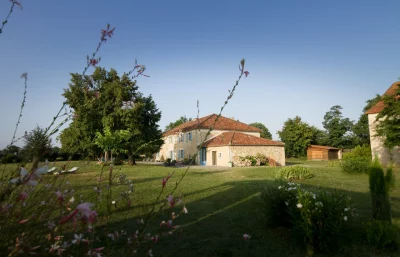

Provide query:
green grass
left=2, top=159, right=400, bottom=256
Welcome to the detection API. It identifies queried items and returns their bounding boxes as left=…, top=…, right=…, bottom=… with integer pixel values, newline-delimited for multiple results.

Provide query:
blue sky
left=1, top=0, right=400, bottom=148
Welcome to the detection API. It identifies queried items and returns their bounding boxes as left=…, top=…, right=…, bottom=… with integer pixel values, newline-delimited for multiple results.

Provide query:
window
left=186, top=133, right=189, bottom=142
left=168, top=136, right=172, bottom=143
left=219, top=153, right=222, bottom=158
left=189, top=132, right=192, bottom=141
left=180, top=133, right=184, bottom=142
left=178, top=149, right=184, bottom=159
left=169, top=151, right=173, bottom=159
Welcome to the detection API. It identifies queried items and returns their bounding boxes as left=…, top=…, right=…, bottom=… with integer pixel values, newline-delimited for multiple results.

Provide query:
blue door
left=199, top=148, right=207, bottom=166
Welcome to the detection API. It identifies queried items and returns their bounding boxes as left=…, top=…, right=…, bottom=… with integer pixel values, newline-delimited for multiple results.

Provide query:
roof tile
left=163, top=114, right=261, bottom=136
left=365, top=82, right=400, bottom=114
left=202, top=131, right=284, bottom=147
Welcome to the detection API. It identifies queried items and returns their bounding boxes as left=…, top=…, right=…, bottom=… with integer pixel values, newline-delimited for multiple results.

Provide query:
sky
left=1, top=0, right=400, bottom=149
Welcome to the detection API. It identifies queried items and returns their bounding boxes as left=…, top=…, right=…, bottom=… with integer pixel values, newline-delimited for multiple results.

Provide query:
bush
left=261, top=181, right=356, bottom=255
left=182, top=158, right=196, bottom=165
left=364, top=220, right=400, bottom=250
left=260, top=180, right=298, bottom=227
left=287, top=189, right=355, bottom=255
left=340, top=145, right=372, bottom=173
left=275, top=165, right=311, bottom=180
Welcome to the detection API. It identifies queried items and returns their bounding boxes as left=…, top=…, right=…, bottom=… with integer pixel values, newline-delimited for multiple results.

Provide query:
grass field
left=2, top=159, right=400, bottom=256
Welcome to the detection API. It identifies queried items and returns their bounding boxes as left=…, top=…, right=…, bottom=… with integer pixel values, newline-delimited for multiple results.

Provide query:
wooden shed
left=307, top=145, right=342, bottom=161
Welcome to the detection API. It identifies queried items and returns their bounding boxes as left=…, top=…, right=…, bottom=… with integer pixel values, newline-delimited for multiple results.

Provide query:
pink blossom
left=167, top=195, right=175, bottom=207
left=60, top=202, right=98, bottom=225
left=243, top=234, right=251, bottom=240
left=151, top=235, right=159, bottom=243
left=162, top=172, right=174, bottom=188
left=243, top=71, right=250, bottom=77
left=182, top=205, right=188, bottom=214
left=90, top=58, right=99, bottom=66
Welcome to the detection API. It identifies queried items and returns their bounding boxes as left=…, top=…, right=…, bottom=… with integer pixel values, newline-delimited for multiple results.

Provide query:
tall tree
left=249, top=122, right=272, bottom=139
left=60, top=67, right=163, bottom=161
left=277, top=116, right=314, bottom=157
left=375, top=84, right=400, bottom=149
left=309, top=126, right=327, bottom=146
left=21, top=126, right=51, bottom=170
left=164, top=115, right=192, bottom=131
left=322, top=105, right=354, bottom=148
left=352, top=94, right=381, bottom=146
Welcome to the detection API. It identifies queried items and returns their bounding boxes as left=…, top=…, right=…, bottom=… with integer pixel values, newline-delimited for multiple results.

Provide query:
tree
left=309, top=126, right=327, bottom=146
left=164, top=116, right=192, bottom=131
left=94, top=127, right=131, bottom=162
left=277, top=116, right=314, bottom=157
left=322, top=105, right=354, bottom=148
left=0, top=145, right=22, bottom=164
left=249, top=122, right=272, bottom=139
left=375, top=84, right=400, bottom=149
left=22, top=126, right=51, bottom=170
left=60, top=67, right=163, bottom=161
left=352, top=95, right=381, bottom=146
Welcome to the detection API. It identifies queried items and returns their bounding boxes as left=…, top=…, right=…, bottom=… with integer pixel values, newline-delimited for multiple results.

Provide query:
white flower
left=69, top=197, right=75, bottom=203
left=72, top=234, right=83, bottom=244
left=243, top=234, right=251, bottom=240
left=343, top=216, right=348, bottom=221
left=285, top=201, right=289, bottom=206
left=312, top=194, right=316, bottom=200
left=297, top=203, right=303, bottom=209
left=112, top=201, right=116, bottom=205
left=278, top=186, right=282, bottom=190
left=344, top=208, right=349, bottom=212
left=41, top=201, right=46, bottom=205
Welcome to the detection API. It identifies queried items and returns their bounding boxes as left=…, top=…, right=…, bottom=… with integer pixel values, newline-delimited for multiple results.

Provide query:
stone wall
left=230, top=145, right=285, bottom=166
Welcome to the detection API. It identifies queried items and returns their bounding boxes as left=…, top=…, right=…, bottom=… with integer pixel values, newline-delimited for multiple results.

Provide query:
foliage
left=182, top=157, right=196, bottom=165
left=375, top=84, right=400, bottom=149
left=340, top=145, right=372, bottom=173
left=0, top=145, right=22, bottom=164
left=249, top=122, right=272, bottom=139
left=277, top=116, right=315, bottom=157
left=287, top=189, right=355, bottom=255
left=322, top=105, right=354, bottom=148
left=275, top=165, right=312, bottom=180
left=352, top=95, right=382, bottom=146
left=309, top=126, right=327, bottom=146
left=260, top=180, right=297, bottom=227
left=369, top=158, right=395, bottom=222
left=364, top=220, right=400, bottom=250
left=94, top=127, right=131, bottom=161
left=262, top=182, right=355, bottom=255
left=60, top=67, right=163, bottom=160
left=21, top=126, right=51, bottom=168
left=164, top=115, right=192, bottom=132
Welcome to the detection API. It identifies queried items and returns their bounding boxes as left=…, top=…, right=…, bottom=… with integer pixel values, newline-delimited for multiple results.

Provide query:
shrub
left=260, top=180, right=298, bottom=227
left=182, top=158, right=196, bottom=165
left=262, top=181, right=356, bottom=255
left=275, top=165, right=311, bottom=180
left=340, top=145, right=372, bottom=173
left=288, top=189, right=355, bottom=255
left=364, top=220, right=400, bottom=250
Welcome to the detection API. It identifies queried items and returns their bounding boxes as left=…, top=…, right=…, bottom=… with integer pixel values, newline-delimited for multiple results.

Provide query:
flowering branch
left=10, top=73, right=28, bottom=146
left=0, top=0, right=23, bottom=35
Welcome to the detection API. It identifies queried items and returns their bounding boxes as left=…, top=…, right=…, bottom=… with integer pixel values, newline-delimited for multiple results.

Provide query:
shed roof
left=163, top=114, right=261, bottom=137
left=202, top=131, right=284, bottom=147
left=308, top=145, right=341, bottom=150
left=365, top=82, right=400, bottom=114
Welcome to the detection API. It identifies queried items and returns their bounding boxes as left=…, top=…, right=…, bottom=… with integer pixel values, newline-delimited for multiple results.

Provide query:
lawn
left=2, top=159, right=400, bottom=256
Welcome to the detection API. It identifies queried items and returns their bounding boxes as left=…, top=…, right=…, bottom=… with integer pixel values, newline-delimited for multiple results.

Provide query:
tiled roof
left=163, top=114, right=261, bottom=136
left=365, top=82, right=400, bottom=114
left=202, top=131, right=284, bottom=147
left=308, top=145, right=341, bottom=150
